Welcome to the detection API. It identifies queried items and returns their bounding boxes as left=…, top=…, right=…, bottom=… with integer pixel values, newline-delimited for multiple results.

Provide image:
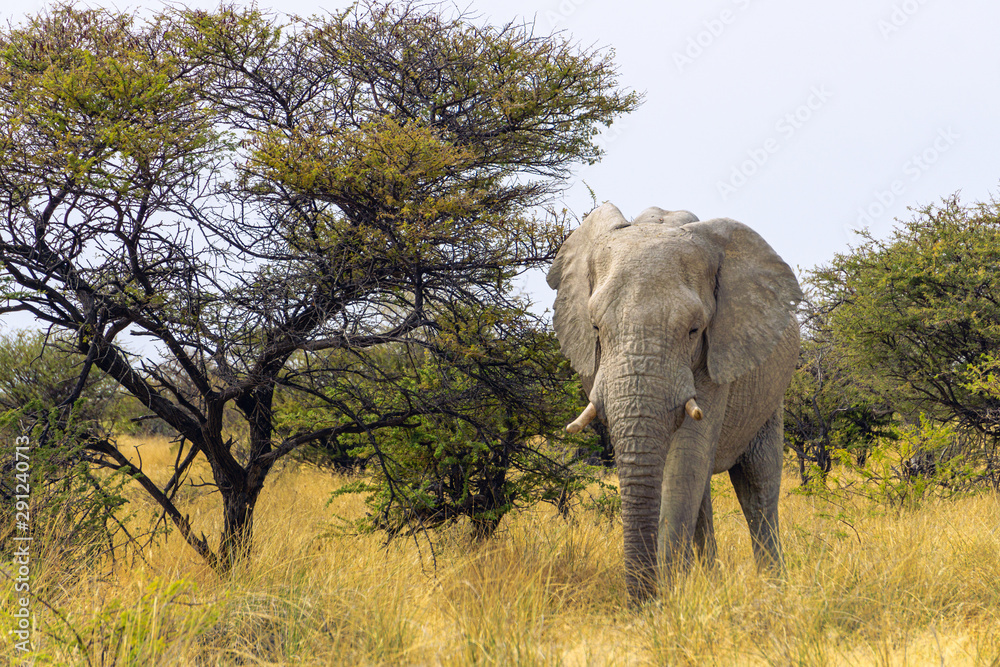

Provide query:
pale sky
left=4, top=0, right=998, bottom=316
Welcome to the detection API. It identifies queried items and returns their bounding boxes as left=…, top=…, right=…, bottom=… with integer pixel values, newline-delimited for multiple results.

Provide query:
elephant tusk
left=566, top=402, right=597, bottom=433
left=685, top=398, right=704, bottom=421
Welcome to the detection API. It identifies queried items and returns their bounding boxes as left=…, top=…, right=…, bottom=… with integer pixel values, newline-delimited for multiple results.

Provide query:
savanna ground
left=2, top=435, right=999, bottom=666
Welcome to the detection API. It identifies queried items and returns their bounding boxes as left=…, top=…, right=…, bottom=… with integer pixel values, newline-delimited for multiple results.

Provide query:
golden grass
left=3, top=435, right=999, bottom=665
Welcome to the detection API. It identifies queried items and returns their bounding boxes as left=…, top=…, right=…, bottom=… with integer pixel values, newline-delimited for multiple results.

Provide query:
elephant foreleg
left=728, top=408, right=784, bottom=574
left=693, top=475, right=717, bottom=564
left=658, top=384, right=729, bottom=577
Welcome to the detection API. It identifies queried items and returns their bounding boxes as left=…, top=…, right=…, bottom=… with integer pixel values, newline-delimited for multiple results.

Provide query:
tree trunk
left=219, top=481, right=260, bottom=571
left=470, top=410, right=515, bottom=541
left=210, top=387, right=277, bottom=571
left=797, top=448, right=809, bottom=484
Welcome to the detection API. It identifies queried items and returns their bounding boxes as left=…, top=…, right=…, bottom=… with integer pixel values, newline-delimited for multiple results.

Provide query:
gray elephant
left=547, top=202, right=802, bottom=603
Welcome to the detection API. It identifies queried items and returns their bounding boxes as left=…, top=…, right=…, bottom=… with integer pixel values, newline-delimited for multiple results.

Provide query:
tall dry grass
left=2, top=434, right=999, bottom=665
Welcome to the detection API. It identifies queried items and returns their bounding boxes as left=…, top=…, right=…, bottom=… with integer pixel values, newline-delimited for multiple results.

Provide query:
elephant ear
left=547, top=202, right=629, bottom=390
left=686, top=218, right=804, bottom=385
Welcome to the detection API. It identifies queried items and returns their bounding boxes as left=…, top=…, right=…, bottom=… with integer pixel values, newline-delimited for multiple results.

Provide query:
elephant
left=547, top=202, right=803, bottom=603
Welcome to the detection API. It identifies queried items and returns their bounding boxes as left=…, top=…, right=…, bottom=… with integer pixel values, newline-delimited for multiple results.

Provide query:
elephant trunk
left=616, top=425, right=670, bottom=602
left=602, top=358, right=693, bottom=603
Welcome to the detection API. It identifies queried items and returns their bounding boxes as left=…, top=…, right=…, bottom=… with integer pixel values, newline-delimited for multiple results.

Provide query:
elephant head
left=547, top=202, right=802, bottom=602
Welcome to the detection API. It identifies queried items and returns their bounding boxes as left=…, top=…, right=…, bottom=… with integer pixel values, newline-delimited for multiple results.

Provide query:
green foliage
left=0, top=331, right=132, bottom=562
left=813, top=194, right=1000, bottom=431
left=0, top=330, right=115, bottom=430
left=783, top=302, right=897, bottom=483
left=0, top=3, right=219, bottom=210
left=290, top=308, right=601, bottom=539
left=580, top=478, right=622, bottom=523
left=791, top=192, right=1000, bottom=494
left=0, top=404, right=132, bottom=565
left=0, top=329, right=167, bottom=436
left=796, top=416, right=987, bottom=508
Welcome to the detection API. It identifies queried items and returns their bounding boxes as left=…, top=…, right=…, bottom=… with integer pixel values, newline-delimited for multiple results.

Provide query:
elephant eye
left=689, top=327, right=700, bottom=337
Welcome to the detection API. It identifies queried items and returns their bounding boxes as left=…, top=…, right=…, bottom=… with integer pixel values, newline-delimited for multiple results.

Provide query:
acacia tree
left=814, top=194, right=1000, bottom=430
left=299, top=313, right=589, bottom=541
left=0, top=331, right=131, bottom=560
left=810, top=194, right=1000, bottom=484
left=783, top=297, right=895, bottom=484
left=0, top=2, right=637, bottom=569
